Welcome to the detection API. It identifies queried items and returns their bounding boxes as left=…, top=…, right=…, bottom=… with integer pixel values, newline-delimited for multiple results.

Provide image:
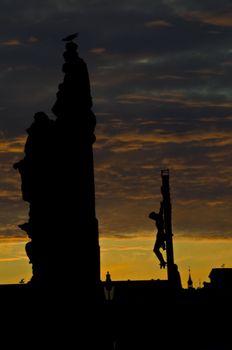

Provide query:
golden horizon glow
left=0, top=238, right=31, bottom=284
left=100, top=235, right=232, bottom=288
left=1, top=235, right=231, bottom=287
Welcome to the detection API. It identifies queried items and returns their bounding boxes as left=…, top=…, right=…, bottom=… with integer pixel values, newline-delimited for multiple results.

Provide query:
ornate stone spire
left=14, top=38, right=100, bottom=296
left=52, top=41, right=93, bottom=118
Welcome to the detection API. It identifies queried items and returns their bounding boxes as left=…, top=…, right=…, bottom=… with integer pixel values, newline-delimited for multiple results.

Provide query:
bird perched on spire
left=62, top=32, right=78, bottom=42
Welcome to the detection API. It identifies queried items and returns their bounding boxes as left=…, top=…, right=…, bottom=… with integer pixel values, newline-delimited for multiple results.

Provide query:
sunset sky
left=0, top=0, right=232, bottom=287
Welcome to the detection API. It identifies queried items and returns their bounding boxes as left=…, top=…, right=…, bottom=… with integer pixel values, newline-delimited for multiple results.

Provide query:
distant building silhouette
left=204, top=268, right=232, bottom=290
left=14, top=38, right=100, bottom=296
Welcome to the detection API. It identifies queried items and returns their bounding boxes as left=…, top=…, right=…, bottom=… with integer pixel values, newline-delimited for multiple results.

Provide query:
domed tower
left=14, top=37, right=100, bottom=297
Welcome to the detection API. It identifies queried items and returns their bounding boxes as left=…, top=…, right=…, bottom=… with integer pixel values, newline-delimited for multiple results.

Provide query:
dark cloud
left=164, top=0, right=232, bottom=15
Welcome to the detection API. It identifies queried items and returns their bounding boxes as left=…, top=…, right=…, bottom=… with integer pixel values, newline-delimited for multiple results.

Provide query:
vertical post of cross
left=161, top=169, right=174, bottom=280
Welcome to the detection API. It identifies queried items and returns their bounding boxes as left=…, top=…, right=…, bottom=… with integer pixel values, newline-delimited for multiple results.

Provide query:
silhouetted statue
left=13, top=36, right=100, bottom=295
left=13, top=112, right=54, bottom=202
left=149, top=202, right=167, bottom=268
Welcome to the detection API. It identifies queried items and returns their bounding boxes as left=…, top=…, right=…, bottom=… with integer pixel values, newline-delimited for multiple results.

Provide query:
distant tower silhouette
left=14, top=37, right=100, bottom=296
left=104, top=271, right=114, bottom=301
left=188, top=268, right=193, bottom=289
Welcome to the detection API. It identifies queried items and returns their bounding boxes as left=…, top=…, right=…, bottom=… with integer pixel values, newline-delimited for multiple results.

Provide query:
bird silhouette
left=62, top=33, right=78, bottom=42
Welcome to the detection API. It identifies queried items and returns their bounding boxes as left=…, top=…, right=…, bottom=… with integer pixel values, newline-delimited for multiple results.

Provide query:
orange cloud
left=185, top=11, right=232, bottom=27
left=0, top=257, right=27, bottom=262
left=0, top=236, right=27, bottom=242
left=0, top=135, right=26, bottom=153
left=28, top=36, right=38, bottom=43
left=0, top=190, right=20, bottom=200
left=201, top=14, right=232, bottom=27
left=96, top=127, right=232, bottom=150
left=145, top=20, right=174, bottom=28
left=1, top=39, right=21, bottom=46
left=90, top=47, right=106, bottom=54
left=207, top=200, right=225, bottom=207
left=0, top=37, right=38, bottom=46
left=116, top=92, right=232, bottom=108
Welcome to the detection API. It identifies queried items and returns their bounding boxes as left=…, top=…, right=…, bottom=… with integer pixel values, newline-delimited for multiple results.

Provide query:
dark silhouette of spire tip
left=62, top=33, right=79, bottom=42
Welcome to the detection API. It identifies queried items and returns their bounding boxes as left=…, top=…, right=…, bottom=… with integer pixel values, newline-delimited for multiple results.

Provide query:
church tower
left=188, top=268, right=194, bottom=289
